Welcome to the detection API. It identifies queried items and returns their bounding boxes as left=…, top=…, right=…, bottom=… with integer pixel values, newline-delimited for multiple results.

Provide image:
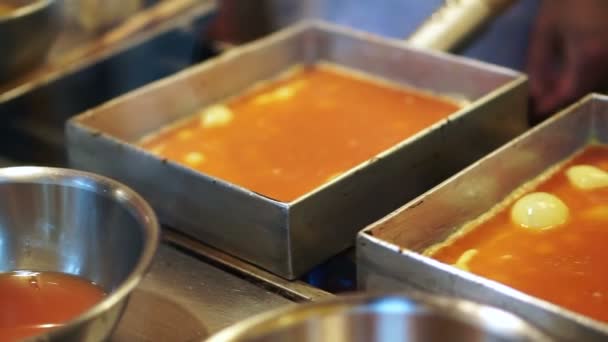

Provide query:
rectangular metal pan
left=67, top=21, right=527, bottom=279
left=358, top=94, right=608, bottom=341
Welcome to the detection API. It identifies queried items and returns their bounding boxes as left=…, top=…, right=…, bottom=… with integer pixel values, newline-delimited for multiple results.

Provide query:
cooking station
left=3, top=1, right=607, bottom=341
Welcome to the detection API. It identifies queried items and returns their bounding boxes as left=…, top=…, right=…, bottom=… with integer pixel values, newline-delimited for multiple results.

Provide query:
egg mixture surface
left=430, top=145, right=608, bottom=322
left=140, top=64, right=460, bottom=202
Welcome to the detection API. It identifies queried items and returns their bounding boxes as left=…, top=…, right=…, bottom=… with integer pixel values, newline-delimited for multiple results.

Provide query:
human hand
left=527, top=0, right=608, bottom=120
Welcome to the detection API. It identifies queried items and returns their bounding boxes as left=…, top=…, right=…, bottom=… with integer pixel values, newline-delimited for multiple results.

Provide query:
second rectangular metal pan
left=358, top=94, right=608, bottom=341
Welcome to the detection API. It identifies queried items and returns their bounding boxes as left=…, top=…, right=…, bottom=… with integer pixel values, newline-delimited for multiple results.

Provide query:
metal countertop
left=111, top=243, right=294, bottom=341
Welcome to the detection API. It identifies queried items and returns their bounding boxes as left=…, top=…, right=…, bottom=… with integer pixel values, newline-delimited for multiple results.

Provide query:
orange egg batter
left=140, top=64, right=460, bottom=202
left=430, top=145, right=608, bottom=322
left=0, top=271, right=106, bottom=341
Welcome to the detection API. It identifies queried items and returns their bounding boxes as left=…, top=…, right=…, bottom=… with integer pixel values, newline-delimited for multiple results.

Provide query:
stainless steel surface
left=67, top=20, right=528, bottom=279
left=358, top=94, right=608, bottom=341
left=164, top=230, right=334, bottom=303
left=0, top=167, right=159, bottom=341
left=407, top=0, right=517, bottom=51
left=111, top=243, right=295, bottom=341
left=0, top=0, right=59, bottom=81
left=207, top=292, right=551, bottom=342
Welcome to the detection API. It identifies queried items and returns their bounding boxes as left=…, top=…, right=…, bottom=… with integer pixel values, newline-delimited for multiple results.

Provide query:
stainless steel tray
left=358, top=94, right=608, bottom=341
left=67, top=21, right=527, bottom=279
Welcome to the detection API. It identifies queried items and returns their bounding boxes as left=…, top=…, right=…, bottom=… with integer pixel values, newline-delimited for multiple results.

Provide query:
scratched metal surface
left=111, top=243, right=294, bottom=341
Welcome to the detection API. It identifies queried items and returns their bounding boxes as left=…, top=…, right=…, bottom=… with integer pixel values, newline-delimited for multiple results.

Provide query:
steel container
left=206, top=292, right=551, bottom=342
left=0, top=167, right=160, bottom=341
left=0, top=0, right=59, bottom=81
left=67, top=20, right=527, bottom=279
left=358, top=94, right=608, bottom=341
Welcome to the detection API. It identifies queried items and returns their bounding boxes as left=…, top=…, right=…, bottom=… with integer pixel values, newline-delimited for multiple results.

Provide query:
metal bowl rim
left=0, top=166, right=160, bottom=338
left=206, top=291, right=551, bottom=341
left=0, top=0, right=55, bottom=23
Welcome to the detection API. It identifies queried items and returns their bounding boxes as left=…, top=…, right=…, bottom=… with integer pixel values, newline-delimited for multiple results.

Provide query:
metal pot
left=207, top=292, right=552, bottom=342
left=0, top=167, right=159, bottom=341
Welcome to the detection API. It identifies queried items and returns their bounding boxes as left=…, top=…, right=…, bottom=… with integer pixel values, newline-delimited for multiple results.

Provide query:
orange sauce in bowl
left=430, top=145, right=608, bottom=322
left=0, top=271, right=106, bottom=341
left=140, top=64, right=460, bottom=202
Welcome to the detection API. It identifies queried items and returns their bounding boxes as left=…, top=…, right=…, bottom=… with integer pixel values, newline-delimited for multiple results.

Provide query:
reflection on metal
left=112, top=243, right=295, bottom=339
left=358, top=94, right=608, bottom=340
left=207, top=292, right=551, bottom=342
left=0, top=166, right=160, bottom=341
left=163, top=230, right=333, bottom=303
left=67, top=21, right=527, bottom=279
left=0, top=0, right=59, bottom=82
left=408, top=0, right=517, bottom=51
left=112, top=289, right=209, bottom=341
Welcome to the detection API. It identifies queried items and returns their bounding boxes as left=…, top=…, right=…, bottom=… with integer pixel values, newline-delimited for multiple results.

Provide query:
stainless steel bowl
left=0, top=167, right=159, bottom=342
left=207, top=292, right=552, bottom=342
left=0, top=0, right=59, bottom=81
